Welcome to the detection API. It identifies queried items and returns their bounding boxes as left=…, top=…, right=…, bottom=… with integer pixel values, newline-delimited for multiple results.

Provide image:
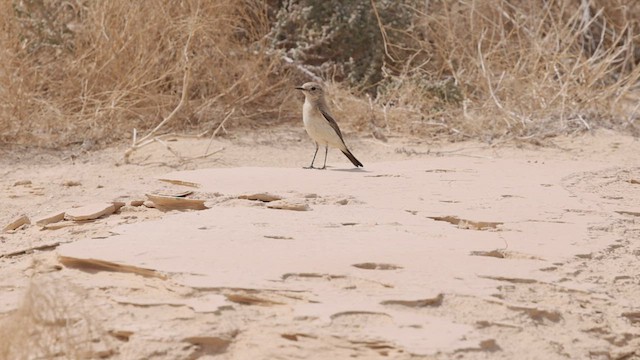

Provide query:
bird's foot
left=303, top=166, right=316, bottom=169
left=319, top=166, right=327, bottom=170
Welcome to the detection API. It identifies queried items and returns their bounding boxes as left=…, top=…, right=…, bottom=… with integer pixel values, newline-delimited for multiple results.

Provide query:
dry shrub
left=0, top=0, right=297, bottom=148
left=1, top=0, right=639, bottom=149
left=369, top=0, right=640, bottom=141
left=268, top=0, right=417, bottom=91
left=0, top=276, right=110, bottom=359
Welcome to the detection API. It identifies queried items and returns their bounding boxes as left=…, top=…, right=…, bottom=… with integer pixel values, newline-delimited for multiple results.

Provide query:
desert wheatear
left=295, top=82, right=363, bottom=169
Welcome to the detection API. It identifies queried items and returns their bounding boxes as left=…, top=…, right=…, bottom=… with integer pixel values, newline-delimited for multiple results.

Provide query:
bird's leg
left=320, top=145, right=328, bottom=170
left=304, top=143, right=319, bottom=169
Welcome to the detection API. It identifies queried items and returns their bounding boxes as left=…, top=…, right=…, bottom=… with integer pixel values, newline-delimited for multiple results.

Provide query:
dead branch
left=370, top=0, right=397, bottom=63
left=123, top=28, right=194, bottom=163
left=205, top=107, right=235, bottom=155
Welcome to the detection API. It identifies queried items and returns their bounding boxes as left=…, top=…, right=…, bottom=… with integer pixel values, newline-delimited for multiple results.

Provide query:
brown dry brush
left=0, top=0, right=297, bottom=148
left=0, top=0, right=639, bottom=149
left=370, top=0, right=640, bottom=141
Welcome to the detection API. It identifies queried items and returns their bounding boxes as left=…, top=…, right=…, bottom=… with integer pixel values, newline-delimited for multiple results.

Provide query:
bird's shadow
left=328, top=167, right=370, bottom=173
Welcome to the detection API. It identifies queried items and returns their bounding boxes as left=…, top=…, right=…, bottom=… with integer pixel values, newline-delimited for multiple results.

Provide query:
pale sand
left=1, top=128, right=639, bottom=359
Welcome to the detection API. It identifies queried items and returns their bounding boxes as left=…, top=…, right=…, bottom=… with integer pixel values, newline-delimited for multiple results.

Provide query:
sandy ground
left=1, top=128, right=640, bottom=359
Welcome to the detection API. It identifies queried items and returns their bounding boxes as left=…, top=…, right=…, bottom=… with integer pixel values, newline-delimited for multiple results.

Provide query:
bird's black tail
left=342, top=149, right=363, bottom=167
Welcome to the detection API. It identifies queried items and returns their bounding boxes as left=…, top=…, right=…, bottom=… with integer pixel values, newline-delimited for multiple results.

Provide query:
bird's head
left=295, top=82, right=325, bottom=102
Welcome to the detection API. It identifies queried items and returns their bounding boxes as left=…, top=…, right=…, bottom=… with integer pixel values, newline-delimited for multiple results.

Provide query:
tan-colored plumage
left=295, top=82, right=363, bottom=169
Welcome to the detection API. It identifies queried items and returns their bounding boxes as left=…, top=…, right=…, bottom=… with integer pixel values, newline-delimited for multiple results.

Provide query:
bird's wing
left=319, top=109, right=345, bottom=143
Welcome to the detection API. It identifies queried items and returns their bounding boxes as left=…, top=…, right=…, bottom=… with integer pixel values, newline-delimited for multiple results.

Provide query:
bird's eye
left=310, top=87, right=316, bottom=91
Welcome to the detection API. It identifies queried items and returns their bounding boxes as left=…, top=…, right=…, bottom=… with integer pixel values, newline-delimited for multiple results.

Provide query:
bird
left=295, top=82, right=363, bottom=169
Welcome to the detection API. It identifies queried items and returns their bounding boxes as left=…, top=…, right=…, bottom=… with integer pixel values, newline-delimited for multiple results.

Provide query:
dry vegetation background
left=0, top=0, right=639, bottom=149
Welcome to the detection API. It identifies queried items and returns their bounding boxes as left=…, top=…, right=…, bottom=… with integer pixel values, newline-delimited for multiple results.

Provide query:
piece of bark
left=65, top=203, right=116, bottom=221
left=43, top=222, right=76, bottom=230
left=267, top=200, right=310, bottom=211
left=239, top=193, right=282, bottom=202
left=35, top=211, right=65, bottom=226
left=146, top=194, right=207, bottom=211
left=3, top=214, right=30, bottom=232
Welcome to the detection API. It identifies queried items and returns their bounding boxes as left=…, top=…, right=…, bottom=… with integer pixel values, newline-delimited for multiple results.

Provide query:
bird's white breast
left=302, top=99, right=344, bottom=149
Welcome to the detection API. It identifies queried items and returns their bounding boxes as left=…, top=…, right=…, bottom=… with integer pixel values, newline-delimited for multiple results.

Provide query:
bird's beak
left=295, top=86, right=305, bottom=91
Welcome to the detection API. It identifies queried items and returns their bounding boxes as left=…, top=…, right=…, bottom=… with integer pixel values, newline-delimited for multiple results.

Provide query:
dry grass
left=368, top=0, right=640, bottom=142
left=0, top=0, right=639, bottom=149
left=0, top=0, right=298, bottom=148
left=0, top=276, right=110, bottom=359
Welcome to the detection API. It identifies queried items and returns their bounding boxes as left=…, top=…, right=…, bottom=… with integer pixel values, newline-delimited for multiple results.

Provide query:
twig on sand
left=205, top=108, right=235, bottom=155
left=153, top=138, right=183, bottom=160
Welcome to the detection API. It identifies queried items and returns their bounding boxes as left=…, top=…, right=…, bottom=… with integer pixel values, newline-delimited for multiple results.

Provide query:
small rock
left=239, top=193, right=283, bottom=202
left=146, top=194, right=207, bottom=211
left=3, top=214, right=31, bottom=232
left=112, top=201, right=126, bottom=211
left=267, top=200, right=310, bottom=211
left=130, top=200, right=145, bottom=207
left=109, top=330, right=134, bottom=342
left=622, top=311, right=640, bottom=324
left=13, top=180, right=32, bottom=186
left=65, top=203, right=116, bottom=221
left=43, top=222, right=76, bottom=230
left=35, top=211, right=65, bottom=226
left=507, top=305, right=562, bottom=322
left=381, top=294, right=443, bottom=307
left=479, top=339, right=501, bottom=352
left=143, top=201, right=156, bottom=208
left=62, top=180, right=82, bottom=187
